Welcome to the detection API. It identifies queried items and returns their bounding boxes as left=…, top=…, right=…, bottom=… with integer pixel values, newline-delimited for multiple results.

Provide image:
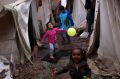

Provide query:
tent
left=88, top=0, right=120, bottom=76
left=0, top=8, right=21, bottom=63
left=37, top=0, right=52, bottom=32
left=0, top=0, right=40, bottom=64
left=72, top=0, right=86, bottom=28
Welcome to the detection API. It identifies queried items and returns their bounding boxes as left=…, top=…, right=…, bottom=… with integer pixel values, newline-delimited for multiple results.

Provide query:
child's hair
left=46, top=21, right=52, bottom=30
left=59, top=6, right=65, bottom=11
left=70, top=47, right=86, bottom=63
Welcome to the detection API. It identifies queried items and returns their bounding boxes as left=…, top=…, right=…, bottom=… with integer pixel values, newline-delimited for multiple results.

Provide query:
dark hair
left=59, top=6, right=65, bottom=11
left=46, top=21, right=52, bottom=30
left=70, top=47, right=86, bottom=63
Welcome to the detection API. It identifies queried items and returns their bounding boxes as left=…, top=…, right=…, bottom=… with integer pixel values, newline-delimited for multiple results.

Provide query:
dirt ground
left=13, top=36, right=89, bottom=79
left=13, top=36, right=120, bottom=79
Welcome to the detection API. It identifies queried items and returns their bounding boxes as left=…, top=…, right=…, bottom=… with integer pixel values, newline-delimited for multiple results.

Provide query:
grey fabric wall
left=0, top=11, right=20, bottom=63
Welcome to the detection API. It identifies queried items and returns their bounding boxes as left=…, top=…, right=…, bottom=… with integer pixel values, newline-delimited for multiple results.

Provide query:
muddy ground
left=14, top=36, right=89, bottom=79
left=11, top=36, right=120, bottom=79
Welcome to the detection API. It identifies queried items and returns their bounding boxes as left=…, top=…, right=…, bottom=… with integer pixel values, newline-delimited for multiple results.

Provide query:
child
left=40, top=22, right=66, bottom=59
left=58, top=6, right=74, bottom=44
left=52, top=47, right=91, bottom=79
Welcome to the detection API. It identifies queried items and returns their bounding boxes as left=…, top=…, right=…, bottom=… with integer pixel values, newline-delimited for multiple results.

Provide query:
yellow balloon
left=67, top=28, right=76, bottom=37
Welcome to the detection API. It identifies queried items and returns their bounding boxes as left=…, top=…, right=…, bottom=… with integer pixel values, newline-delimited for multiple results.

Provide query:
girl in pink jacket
left=40, top=22, right=66, bottom=59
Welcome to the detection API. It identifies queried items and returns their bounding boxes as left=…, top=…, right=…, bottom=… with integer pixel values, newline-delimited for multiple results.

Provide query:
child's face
left=48, top=23, right=53, bottom=29
left=72, top=49, right=81, bottom=63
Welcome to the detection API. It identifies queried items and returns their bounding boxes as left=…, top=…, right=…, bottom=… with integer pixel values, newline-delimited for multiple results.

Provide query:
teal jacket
left=58, top=9, right=74, bottom=30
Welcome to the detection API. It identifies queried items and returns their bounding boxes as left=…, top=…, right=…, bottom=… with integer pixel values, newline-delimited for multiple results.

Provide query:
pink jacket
left=41, top=27, right=66, bottom=43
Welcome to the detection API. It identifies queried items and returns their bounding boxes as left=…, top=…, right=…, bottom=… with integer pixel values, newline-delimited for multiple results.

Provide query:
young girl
left=52, top=47, right=91, bottom=79
left=40, top=22, right=66, bottom=59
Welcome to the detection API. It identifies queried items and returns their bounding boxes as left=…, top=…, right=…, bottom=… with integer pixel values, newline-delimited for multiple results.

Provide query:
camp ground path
left=14, top=36, right=119, bottom=79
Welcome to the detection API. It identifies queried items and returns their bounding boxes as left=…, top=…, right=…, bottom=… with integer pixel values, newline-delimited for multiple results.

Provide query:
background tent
left=72, top=0, right=86, bottom=28
left=0, top=0, right=40, bottom=64
left=37, top=0, right=52, bottom=32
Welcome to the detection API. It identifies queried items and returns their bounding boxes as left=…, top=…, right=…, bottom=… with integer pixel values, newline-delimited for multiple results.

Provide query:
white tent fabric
left=61, top=0, right=67, bottom=8
left=0, top=0, right=17, bottom=5
left=30, top=0, right=40, bottom=40
left=81, top=0, right=85, bottom=5
left=88, top=0, right=120, bottom=76
left=72, top=0, right=86, bottom=28
left=97, top=0, right=120, bottom=75
left=0, top=10, right=20, bottom=63
left=50, top=0, right=60, bottom=10
left=0, top=0, right=41, bottom=64
left=37, top=0, right=52, bottom=31
left=1, top=0, right=33, bottom=64
left=9, top=0, right=32, bottom=49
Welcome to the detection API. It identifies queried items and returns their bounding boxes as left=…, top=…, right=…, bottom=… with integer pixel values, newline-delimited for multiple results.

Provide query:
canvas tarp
left=0, top=0, right=17, bottom=5
left=0, top=10, right=20, bottom=63
left=30, top=0, right=40, bottom=41
left=72, top=0, right=86, bottom=28
left=0, top=0, right=33, bottom=64
left=88, top=0, right=120, bottom=76
left=50, top=0, right=60, bottom=10
left=37, top=0, right=52, bottom=32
